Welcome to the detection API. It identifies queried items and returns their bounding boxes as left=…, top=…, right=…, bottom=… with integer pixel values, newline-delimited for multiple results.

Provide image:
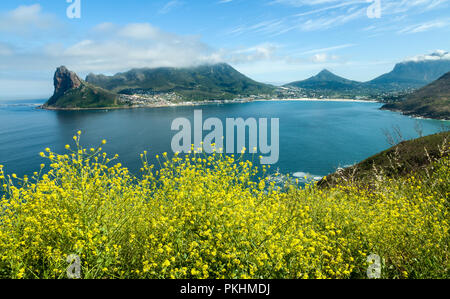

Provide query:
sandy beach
left=255, top=98, right=380, bottom=103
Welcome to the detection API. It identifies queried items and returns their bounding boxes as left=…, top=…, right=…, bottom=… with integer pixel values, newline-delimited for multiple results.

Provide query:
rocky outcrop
left=43, top=66, right=120, bottom=109
left=45, top=66, right=84, bottom=106
left=53, top=66, right=82, bottom=95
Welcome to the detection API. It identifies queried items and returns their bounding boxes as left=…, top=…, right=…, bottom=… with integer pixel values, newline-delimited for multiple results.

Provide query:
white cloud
left=398, top=19, right=450, bottom=34
left=159, top=1, right=184, bottom=14
left=404, top=50, right=450, bottom=62
left=118, top=23, right=162, bottom=40
left=311, top=53, right=339, bottom=63
left=231, top=0, right=449, bottom=36
left=312, top=53, right=328, bottom=63
left=0, top=21, right=222, bottom=77
left=92, top=22, right=116, bottom=33
left=299, top=8, right=365, bottom=31
left=270, top=0, right=342, bottom=6
left=0, top=4, right=58, bottom=36
left=226, top=44, right=278, bottom=63
left=298, top=44, right=356, bottom=55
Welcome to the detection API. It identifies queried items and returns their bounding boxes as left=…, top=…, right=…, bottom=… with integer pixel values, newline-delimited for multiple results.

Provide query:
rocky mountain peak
left=53, top=66, right=82, bottom=95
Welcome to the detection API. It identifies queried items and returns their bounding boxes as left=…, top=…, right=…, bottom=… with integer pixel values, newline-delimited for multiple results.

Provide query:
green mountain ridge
left=368, top=59, right=450, bottom=90
left=381, top=72, right=450, bottom=120
left=284, top=58, right=450, bottom=96
left=85, top=63, right=275, bottom=101
left=284, top=69, right=365, bottom=94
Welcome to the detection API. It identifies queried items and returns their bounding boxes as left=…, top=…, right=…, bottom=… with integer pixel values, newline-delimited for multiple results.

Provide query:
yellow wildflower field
left=0, top=134, right=448, bottom=279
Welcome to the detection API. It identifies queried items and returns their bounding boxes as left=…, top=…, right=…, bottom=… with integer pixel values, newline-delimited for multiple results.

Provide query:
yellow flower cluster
left=0, top=136, right=448, bottom=279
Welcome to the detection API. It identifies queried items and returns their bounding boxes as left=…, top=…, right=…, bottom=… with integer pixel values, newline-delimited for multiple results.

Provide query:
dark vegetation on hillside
left=85, top=63, right=275, bottom=101
left=44, top=66, right=119, bottom=109
left=382, top=72, right=450, bottom=120
left=318, top=131, right=450, bottom=188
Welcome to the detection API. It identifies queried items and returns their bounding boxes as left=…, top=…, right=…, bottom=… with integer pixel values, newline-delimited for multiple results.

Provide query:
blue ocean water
left=0, top=99, right=448, bottom=179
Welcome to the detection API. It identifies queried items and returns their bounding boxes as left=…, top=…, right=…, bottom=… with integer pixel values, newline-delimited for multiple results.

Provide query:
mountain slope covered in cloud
left=367, top=51, right=450, bottom=90
left=86, top=63, right=275, bottom=101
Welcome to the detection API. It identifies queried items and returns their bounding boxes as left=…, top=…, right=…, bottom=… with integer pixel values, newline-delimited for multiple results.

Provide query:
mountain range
left=43, top=52, right=450, bottom=119
left=285, top=57, right=450, bottom=95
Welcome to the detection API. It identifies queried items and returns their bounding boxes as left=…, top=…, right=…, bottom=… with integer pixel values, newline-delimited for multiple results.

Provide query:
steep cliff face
left=44, top=66, right=119, bottom=109
left=46, top=66, right=83, bottom=106
left=53, top=66, right=82, bottom=95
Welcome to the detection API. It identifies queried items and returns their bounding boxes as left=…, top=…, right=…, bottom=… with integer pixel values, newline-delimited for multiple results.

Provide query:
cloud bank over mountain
left=405, top=50, right=450, bottom=62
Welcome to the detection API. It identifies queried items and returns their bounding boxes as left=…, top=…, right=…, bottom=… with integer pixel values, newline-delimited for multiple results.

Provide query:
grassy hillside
left=318, top=131, right=449, bottom=187
left=0, top=133, right=448, bottom=279
left=45, top=82, right=120, bottom=109
left=86, top=63, right=275, bottom=101
left=382, top=72, right=450, bottom=120
left=44, top=66, right=121, bottom=109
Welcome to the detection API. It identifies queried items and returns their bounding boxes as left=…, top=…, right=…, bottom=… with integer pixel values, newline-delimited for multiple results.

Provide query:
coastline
left=380, top=106, right=450, bottom=121
left=254, top=98, right=380, bottom=103
left=38, top=97, right=380, bottom=111
left=37, top=101, right=238, bottom=111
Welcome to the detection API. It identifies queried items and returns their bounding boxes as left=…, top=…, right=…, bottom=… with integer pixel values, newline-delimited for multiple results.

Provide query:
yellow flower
left=0, top=136, right=447, bottom=280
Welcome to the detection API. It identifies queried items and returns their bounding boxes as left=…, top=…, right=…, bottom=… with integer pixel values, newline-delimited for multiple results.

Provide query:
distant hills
left=284, top=69, right=366, bottom=97
left=381, top=72, right=450, bottom=120
left=368, top=59, right=450, bottom=90
left=285, top=53, right=450, bottom=97
left=85, top=63, right=275, bottom=101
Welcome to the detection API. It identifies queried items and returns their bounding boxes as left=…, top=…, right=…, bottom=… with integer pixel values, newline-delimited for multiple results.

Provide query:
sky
left=0, top=0, right=450, bottom=99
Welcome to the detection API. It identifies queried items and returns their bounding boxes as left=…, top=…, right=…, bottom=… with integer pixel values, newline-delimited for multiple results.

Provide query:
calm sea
left=0, top=99, right=448, bottom=181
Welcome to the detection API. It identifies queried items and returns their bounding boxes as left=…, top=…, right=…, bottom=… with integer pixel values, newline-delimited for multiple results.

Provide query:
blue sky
left=0, top=0, right=450, bottom=99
